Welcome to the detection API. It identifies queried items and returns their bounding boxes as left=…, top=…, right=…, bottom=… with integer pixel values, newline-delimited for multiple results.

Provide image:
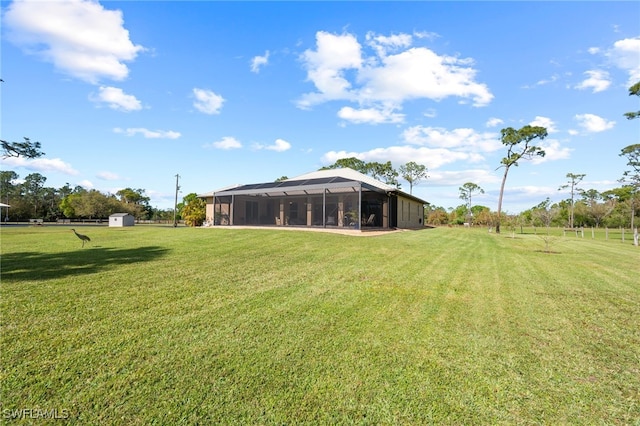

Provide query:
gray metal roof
left=287, top=168, right=397, bottom=191
left=198, top=168, right=427, bottom=203
left=209, top=176, right=382, bottom=197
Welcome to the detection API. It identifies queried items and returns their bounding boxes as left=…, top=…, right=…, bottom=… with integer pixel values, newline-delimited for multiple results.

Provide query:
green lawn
left=1, top=225, right=639, bottom=424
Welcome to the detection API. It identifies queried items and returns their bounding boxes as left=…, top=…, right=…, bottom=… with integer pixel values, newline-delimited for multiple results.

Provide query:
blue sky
left=1, top=1, right=639, bottom=212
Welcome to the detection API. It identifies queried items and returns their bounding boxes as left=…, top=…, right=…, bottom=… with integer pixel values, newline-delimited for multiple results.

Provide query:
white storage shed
left=109, top=213, right=135, bottom=227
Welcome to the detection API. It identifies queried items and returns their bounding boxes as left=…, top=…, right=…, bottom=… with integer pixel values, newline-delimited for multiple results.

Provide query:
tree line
left=0, top=170, right=178, bottom=222
left=426, top=183, right=639, bottom=230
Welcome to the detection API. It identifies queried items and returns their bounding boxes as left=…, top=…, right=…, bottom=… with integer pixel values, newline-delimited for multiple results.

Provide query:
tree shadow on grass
left=1, top=246, right=170, bottom=282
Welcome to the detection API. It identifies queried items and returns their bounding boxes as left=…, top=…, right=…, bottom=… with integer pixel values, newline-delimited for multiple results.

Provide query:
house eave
left=387, top=190, right=428, bottom=205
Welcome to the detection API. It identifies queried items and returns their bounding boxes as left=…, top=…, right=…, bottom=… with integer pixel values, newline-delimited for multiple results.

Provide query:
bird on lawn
left=70, top=228, right=91, bottom=247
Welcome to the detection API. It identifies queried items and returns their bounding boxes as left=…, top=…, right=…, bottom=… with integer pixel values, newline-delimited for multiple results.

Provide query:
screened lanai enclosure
left=199, top=169, right=427, bottom=230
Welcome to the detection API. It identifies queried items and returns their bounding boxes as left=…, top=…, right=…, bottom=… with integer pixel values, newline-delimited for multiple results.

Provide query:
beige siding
left=396, top=195, right=424, bottom=229
left=204, top=197, right=214, bottom=223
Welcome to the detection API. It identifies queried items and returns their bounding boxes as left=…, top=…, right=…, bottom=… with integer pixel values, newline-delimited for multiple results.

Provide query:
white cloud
left=366, top=31, right=412, bottom=57
left=269, top=139, right=291, bottom=152
left=427, top=169, right=500, bottom=186
left=253, top=138, right=292, bottom=152
left=509, top=185, right=559, bottom=199
left=206, top=136, right=242, bottom=150
left=337, top=106, right=404, bottom=124
left=532, top=74, right=559, bottom=87
left=78, top=180, right=94, bottom=189
left=96, top=171, right=121, bottom=180
left=4, top=0, right=143, bottom=83
left=588, top=37, right=640, bottom=86
left=574, top=113, right=615, bottom=132
left=529, top=116, right=558, bottom=133
left=250, top=50, right=270, bottom=73
left=193, top=88, right=225, bottom=114
left=297, top=30, right=493, bottom=116
left=323, top=146, right=479, bottom=170
left=531, top=139, right=572, bottom=164
left=402, top=126, right=502, bottom=152
left=486, top=117, right=504, bottom=128
left=607, top=37, right=640, bottom=84
left=0, top=156, right=78, bottom=175
left=114, top=127, right=181, bottom=139
left=298, top=31, right=363, bottom=108
left=413, top=31, right=440, bottom=41
left=359, top=46, right=493, bottom=107
left=91, top=86, right=142, bottom=111
left=523, top=69, right=577, bottom=90
left=423, top=108, right=437, bottom=118
left=575, top=70, right=611, bottom=93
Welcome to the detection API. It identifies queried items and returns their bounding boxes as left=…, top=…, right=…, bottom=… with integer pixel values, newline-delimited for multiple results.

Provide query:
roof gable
left=287, top=168, right=396, bottom=192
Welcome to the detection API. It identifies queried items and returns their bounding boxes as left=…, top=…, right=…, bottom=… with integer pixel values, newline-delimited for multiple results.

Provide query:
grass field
left=1, top=225, right=639, bottom=424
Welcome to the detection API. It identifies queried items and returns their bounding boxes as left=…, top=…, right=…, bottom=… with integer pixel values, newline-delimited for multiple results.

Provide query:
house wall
left=208, top=197, right=231, bottom=225
left=203, top=196, right=214, bottom=223
left=395, top=195, right=425, bottom=229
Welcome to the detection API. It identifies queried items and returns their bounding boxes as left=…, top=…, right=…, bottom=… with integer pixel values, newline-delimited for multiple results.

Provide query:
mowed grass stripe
left=487, top=232, right=639, bottom=422
left=1, top=225, right=638, bottom=424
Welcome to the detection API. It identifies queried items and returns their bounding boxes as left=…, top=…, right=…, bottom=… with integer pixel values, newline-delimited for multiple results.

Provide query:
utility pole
left=173, top=174, right=180, bottom=227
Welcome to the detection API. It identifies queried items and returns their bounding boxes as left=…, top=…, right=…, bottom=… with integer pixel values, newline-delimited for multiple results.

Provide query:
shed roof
left=109, top=213, right=133, bottom=217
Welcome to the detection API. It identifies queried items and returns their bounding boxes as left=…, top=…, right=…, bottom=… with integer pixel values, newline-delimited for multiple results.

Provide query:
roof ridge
left=287, top=168, right=395, bottom=191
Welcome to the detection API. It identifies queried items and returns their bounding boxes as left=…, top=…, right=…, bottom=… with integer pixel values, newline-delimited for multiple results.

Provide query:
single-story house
left=198, top=168, right=427, bottom=230
left=109, top=213, right=135, bottom=227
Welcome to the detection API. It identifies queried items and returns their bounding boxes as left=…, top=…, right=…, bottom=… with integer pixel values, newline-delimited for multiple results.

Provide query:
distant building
left=109, top=213, right=135, bottom=227
left=198, top=168, right=427, bottom=230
